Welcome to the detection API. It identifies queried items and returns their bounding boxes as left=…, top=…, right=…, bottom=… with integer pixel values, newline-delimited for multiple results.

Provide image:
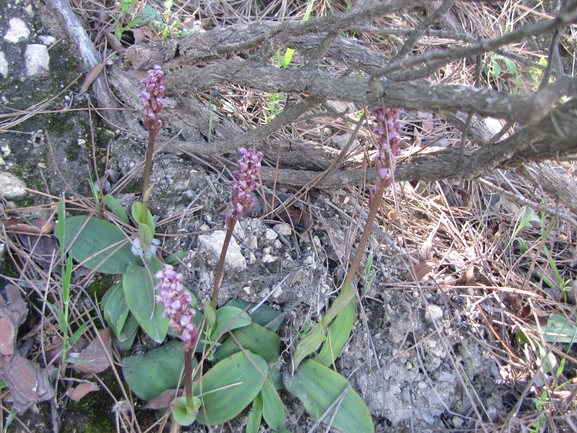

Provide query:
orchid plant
left=58, top=64, right=399, bottom=432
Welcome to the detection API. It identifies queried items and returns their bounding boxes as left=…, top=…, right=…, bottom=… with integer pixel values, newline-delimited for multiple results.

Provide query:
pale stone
left=0, top=172, right=27, bottom=199
left=4, top=18, right=29, bottom=43
left=425, top=305, right=444, bottom=323
left=262, top=253, right=277, bottom=264
left=265, top=227, right=278, bottom=241
left=38, top=35, right=56, bottom=46
left=25, top=44, right=50, bottom=76
left=0, top=52, right=8, bottom=78
left=198, top=230, right=246, bottom=270
left=273, top=223, right=292, bottom=237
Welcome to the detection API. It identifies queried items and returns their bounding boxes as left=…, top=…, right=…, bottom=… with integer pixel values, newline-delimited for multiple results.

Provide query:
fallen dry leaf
left=0, top=285, right=28, bottom=358
left=74, top=329, right=112, bottom=374
left=0, top=285, right=56, bottom=414
left=145, top=388, right=182, bottom=410
left=67, top=381, right=100, bottom=401
left=0, top=354, right=56, bottom=415
left=406, top=260, right=438, bottom=282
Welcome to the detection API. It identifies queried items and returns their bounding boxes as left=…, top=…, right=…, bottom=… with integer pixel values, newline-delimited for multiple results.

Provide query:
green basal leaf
left=171, top=395, right=201, bottom=426
left=117, top=313, right=139, bottom=342
left=292, top=324, right=326, bottom=368
left=246, top=393, right=263, bottom=433
left=195, top=350, right=268, bottom=425
left=104, top=195, right=130, bottom=225
left=123, top=340, right=198, bottom=401
left=224, top=299, right=284, bottom=332
left=211, top=306, right=251, bottom=341
left=102, top=282, right=130, bottom=338
left=204, top=301, right=217, bottom=334
left=293, top=287, right=355, bottom=368
left=284, top=359, right=374, bottom=433
left=215, top=322, right=280, bottom=364
left=316, top=298, right=356, bottom=366
left=112, top=313, right=139, bottom=352
left=261, top=378, right=286, bottom=431
left=537, top=314, right=577, bottom=344
left=123, top=258, right=168, bottom=342
left=132, top=201, right=155, bottom=245
left=58, top=216, right=134, bottom=274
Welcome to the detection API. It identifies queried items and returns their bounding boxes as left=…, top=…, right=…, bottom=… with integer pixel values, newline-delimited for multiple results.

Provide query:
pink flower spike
left=155, top=265, right=198, bottom=348
left=226, top=148, right=263, bottom=228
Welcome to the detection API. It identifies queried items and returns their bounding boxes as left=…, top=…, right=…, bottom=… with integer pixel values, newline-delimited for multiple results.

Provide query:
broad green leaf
left=102, top=282, right=130, bottom=337
left=123, top=258, right=168, bottom=342
left=317, top=298, right=356, bottom=366
left=58, top=216, right=134, bottom=274
left=537, top=314, right=577, bottom=344
left=261, top=378, right=286, bottom=430
left=284, top=359, right=374, bottom=433
left=292, top=324, right=326, bottom=368
left=246, top=393, right=263, bottom=433
left=122, top=340, right=198, bottom=401
left=195, top=351, right=268, bottom=425
left=503, top=58, right=517, bottom=75
left=224, top=299, right=284, bottom=332
left=171, top=395, right=200, bottom=426
left=104, top=195, right=130, bottom=225
left=112, top=313, right=138, bottom=352
left=211, top=306, right=251, bottom=341
left=215, top=322, right=280, bottom=364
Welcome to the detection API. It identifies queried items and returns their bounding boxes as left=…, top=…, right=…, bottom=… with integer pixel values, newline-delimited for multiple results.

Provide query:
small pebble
left=273, top=223, right=292, bottom=237
left=425, top=305, right=443, bottom=323
left=265, top=228, right=277, bottom=241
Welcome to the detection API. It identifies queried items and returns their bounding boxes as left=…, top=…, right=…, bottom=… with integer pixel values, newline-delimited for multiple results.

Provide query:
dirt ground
left=1, top=0, right=576, bottom=432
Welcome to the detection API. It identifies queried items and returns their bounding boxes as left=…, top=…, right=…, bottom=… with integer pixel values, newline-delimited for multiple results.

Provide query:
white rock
left=265, top=227, right=278, bottom=241
left=261, top=253, right=277, bottom=264
left=0, top=172, right=27, bottom=199
left=247, top=235, right=258, bottom=250
left=4, top=18, right=30, bottom=43
left=198, top=230, right=246, bottom=270
left=0, top=52, right=8, bottom=78
left=38, top=35, right=56, bottom=46
left=425, top=305, right=444, bottom=323
left=25, top=44, right=50, bottom=76
left=273, top=223, right=292, bottom=237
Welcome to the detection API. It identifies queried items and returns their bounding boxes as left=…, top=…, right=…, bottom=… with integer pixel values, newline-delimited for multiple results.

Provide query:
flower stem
left=341, top=181, right=386, bottom=293
left=212, top=220, right=235, bottom=304
left=184, top=347, right=193, bottom=405
left=142, top=127, right=156, bottom=207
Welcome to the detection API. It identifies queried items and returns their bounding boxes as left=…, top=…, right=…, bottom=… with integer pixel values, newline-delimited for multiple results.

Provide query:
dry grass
left=1, top=0, right=576, bottom=432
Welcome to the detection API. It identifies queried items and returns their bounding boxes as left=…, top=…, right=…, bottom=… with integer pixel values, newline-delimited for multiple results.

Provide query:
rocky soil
left=2, top=1, right=573, bottom=433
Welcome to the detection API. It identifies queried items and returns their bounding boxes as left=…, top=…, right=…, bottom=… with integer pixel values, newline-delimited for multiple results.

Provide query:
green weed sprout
left=113, top=0, right=142, bottom=41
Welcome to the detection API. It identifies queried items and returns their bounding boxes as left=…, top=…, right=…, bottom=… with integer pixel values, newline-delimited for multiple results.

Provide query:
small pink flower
left=370, top=107, right=401, bottom=200
left=226, top=148, right=263, bottom=228
left=155, top=265, right=198, bottom=350
left=140, top=65, right=165, bottom=135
